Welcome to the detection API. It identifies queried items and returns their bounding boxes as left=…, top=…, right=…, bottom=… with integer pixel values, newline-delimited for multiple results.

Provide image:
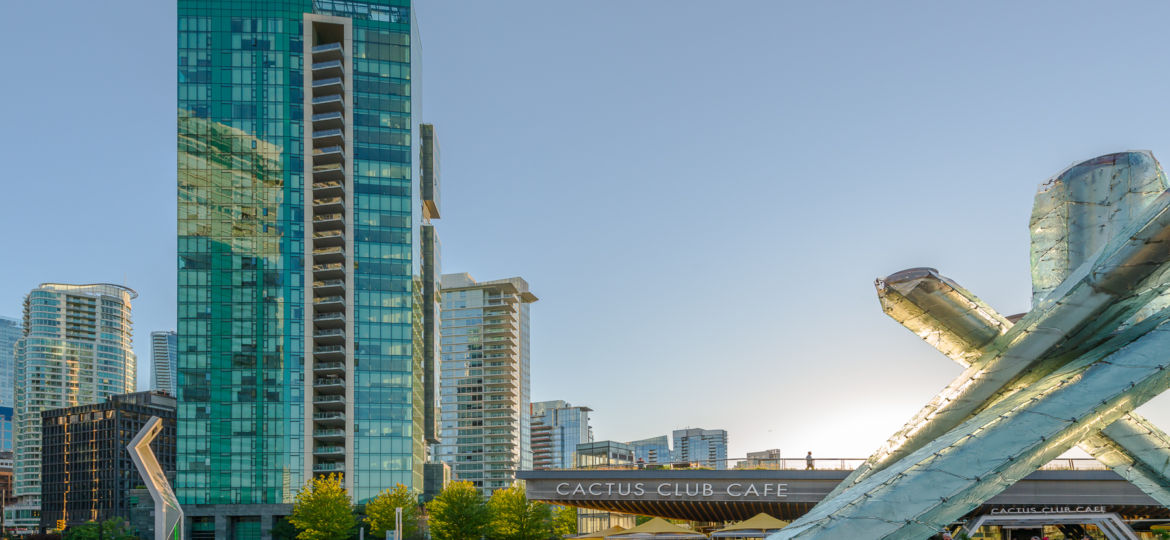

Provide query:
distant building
left=737, top=449, right=782, bottom=469
left=574, top=441, right=637, bottom=534
left=422, top=462, right=451, bottom=503
left=150, top=331, right=178, bottom=396
left=0, top=451, right=13, bottom=506
left=9, top=283, right=137, bottom=534
left=39, top=391, right=176, bottom=532
left=531, top=401, right=592, bottom=470
left=672, top=428, right=728, bottom=469
left=0, top=316, right=19, bottom=409
left=439, top=273, right=537, bottom=494
left=628, top=435, right=671, bottom=466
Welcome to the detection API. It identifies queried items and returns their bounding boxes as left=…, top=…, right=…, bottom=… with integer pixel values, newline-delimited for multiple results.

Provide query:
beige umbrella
left=568, top=525, right=629, bottom=539
left=709, top=513, right=789, bottom=538
left=607, top=518, right=707, bottom=540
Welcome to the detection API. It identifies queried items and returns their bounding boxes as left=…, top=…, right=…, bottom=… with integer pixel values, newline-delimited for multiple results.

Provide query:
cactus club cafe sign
left=554, top=481, right=790, bottom=499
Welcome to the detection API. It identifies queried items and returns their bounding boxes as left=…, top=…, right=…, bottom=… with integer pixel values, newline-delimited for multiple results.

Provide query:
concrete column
left=215, top=514, right=230, bottom=540
left=261, top=513, right=275, bottom=540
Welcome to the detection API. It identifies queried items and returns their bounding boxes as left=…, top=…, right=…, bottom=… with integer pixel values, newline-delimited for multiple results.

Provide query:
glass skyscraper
left=151, top=330, right=179, bottom=396
left=672, top=428, right=728, bottom=470
left=530, top=400, right=592, bottom=470
left=0, top=316, right=19, bottom=410
left=8, top=283, right=137, bottom=534
left=177, top=0, right=432, bottom=533
left=438, top=273, right=536, bottom=494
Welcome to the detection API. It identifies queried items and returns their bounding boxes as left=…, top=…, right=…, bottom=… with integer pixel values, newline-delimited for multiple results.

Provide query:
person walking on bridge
left=805, top=451, right=814, bottom=470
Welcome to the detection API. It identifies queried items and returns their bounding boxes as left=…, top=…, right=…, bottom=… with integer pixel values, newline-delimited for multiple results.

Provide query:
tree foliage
left=488, top=484, right=553, bottom=540
left=63, top=517, right=137, bottom=540
left=551, top=505, right=577, bottom=538
left=426, top=481, right=491, bottom=540
left=365, top=484, right=420, bottom=540
left=290, top=473, right=357, bottom=540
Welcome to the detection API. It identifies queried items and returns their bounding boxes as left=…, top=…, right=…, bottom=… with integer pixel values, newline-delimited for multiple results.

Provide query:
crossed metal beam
left=771, top=151, right=1170, bottom=539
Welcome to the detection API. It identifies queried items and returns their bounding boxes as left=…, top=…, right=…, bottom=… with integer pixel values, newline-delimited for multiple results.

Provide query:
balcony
left=312, top=128, right=343, bottom=147
left=312, top=245, right=345, bottom=263
left=313, top=394, right=346, bottom=410
left=312, top=462, right=345, bottom=473
left=313, top=411, right=345, bottom=427
left=314, top=346, right=346, bottom=362
left=311, top=42, right=343, bottom=61
left=312, top=111, right=344, bottom=130
left=312, top=94, right=344, bottom=113
left=313, top=196, right=345, bottom=214
left=312, top=212, right=344, bottom=229
left=312, top=77, right=343, bottom=96
left=313, top=180, right=344, bottom=198
left=313, top=295, right=345, bottom=311
left=313, top=145, right=344, bottom=164
left=313, top=165, right=344, bottom=184
left=314, top=445, right=346, bottom=457
left=314, top=377, right=346, bottom=393
left=313, top=311, right=345, bottom=328
left=312, top=262, right=344, bottom=279
left=312, top=59, right=343, bottom=78
left=313, top=362, right=345, bottom=376
left=314, top=328, right=345, bottom=344
left=313, top=428, right=346, bottom=442
left=312, top=278, right=345, bottom=295
left=312, top=230, right=344, bottom=248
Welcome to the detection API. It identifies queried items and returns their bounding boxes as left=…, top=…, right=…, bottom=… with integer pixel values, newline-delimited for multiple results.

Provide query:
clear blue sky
left=5, top=1, right=1170, bottom=460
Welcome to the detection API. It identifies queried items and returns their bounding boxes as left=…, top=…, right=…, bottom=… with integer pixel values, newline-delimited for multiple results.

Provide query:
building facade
left=151, top=331, right=178, bottom=396
left=737, top=449, right=781, bottom=469
left=672, top=428, right=728, bottom=469
left=0, top=316, right=20, bottom=409
left=628, top=435, right=671, bottom=466
left=530, top=400, right=592, bottom=470
left=573, top=441, right=637, bottom=534
left=438, top=274, right=536, bottom=494
left=177, top=1, right=432, bottom=534
left=39, top=391, right=177, bottom=532
left=9, top=283, right=137, bottom=534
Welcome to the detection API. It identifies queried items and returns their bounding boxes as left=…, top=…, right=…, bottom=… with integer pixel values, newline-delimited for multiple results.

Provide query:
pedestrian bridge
left=518, top=459, right=1168, bottom=525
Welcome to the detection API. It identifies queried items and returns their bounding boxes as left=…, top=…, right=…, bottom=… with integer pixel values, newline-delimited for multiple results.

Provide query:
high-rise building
left=151, top=331, right=178, bottom=396
left=530, top=400, right=592, bottom=470
left=628, top=435, right=671, bottom=466
left=0, top=316, right=20, bottom=409
left=177, top=1, right=431, bottom=534
left=39, top=391, right=177, bottom=532
left=438, top=273, right=537, bottom=494
left=737, top=448, right=781, bottom=469
left=9, top=283, right=137, bottom=534
left=672, top=428, right=728, bottom=469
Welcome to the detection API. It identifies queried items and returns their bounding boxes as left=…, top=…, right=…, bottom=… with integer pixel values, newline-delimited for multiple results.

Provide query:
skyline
left=10, top=0, right=1170, bottom=464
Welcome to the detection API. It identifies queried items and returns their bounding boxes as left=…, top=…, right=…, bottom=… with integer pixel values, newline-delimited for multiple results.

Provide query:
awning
left=710, top=513, right=789, bottom=538
left=608, top=518, right=707, bottom=540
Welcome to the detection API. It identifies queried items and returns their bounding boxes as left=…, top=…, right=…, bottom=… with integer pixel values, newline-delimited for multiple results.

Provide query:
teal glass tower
left=177, top=0, right=427, bottom=533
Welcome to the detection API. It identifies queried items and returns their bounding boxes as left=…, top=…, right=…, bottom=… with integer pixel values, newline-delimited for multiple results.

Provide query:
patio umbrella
left=568, top=525, right=628, bottom=539
left=710, top=513, right=789, bottom=538
left=607, top=517, right=707, bottom=540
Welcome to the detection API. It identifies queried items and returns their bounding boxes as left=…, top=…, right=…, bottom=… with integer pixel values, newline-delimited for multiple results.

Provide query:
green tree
left=270, top=517, right=300, bottom=540
left=426, top=481, right=491, bottom=540
left=63, top=517, right=137, bottom=540
left=290, top=473, right=357, bottom=540
left=365, top=484, right=420, bottom=540
left=550, top=505, right=577, bottom=538
left=488, top=484, right=552, bottom=540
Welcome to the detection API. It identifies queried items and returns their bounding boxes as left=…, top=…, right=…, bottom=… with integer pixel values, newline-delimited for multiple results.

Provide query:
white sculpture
left=128, top=416, right=183, bottom=540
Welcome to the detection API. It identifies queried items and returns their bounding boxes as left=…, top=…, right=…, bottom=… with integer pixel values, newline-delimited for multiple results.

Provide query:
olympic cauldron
left=774, top=151, right=1170, bottom=538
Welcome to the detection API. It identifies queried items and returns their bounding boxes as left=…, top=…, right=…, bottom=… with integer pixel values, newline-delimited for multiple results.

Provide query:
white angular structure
left=128, top=416, right=183, bottom=540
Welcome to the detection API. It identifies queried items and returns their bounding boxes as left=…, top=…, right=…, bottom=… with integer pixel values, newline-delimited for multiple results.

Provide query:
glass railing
left=313, top=412, right=344, bottom=420
left=314, top=377, right=345, bottom=385
left=313, top=362, right=345, bottom=371
left=313, top=429, right=345, bottom=437
left=312, top=77, right=343, bottom=87
left=313, top=462, right=345, bottom=472
left=314, top=312, right=345, bottom=321
left=312, top=246, right=344, bottom=255
left=312, top=94, right=343, bottom=105
left=313, top=197, right=343, bottom=206
left=312, top=111, right=343, bottom=122
left=313, top=395, right=345, bottom=403
left=312, top=213, right=343, bottom=222
left=312, top=60, right=343, bottom=71
left=313, top=128, right=343, bottom=139
left=314, top=329, right=345, bottom=338
left=311, top=43, right=342, bottom=54
left=313, top=145, right=343, bottom=155
left=314, top=296, right=344, bottom=304
left=314, top=446, right=345, bottom=454
left=312, top=279, right=344, bottom=287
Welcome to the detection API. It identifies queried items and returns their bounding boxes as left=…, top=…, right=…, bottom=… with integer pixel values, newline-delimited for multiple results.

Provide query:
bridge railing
left=557, top=457, right=1109, bottom=472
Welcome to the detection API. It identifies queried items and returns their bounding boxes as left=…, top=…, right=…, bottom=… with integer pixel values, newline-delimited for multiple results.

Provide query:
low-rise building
left=39, top=391, right=176, bottom=531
